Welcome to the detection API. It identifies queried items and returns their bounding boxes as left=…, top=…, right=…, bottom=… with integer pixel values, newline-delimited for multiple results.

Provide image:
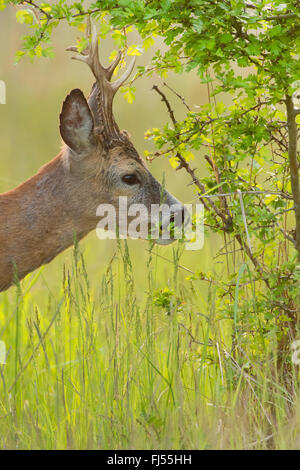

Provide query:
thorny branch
left=151, top=83, right=296, bottom=280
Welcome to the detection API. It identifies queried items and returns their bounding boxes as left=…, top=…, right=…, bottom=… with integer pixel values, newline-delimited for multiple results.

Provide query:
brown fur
left=0, top=89, right=182, bottom=292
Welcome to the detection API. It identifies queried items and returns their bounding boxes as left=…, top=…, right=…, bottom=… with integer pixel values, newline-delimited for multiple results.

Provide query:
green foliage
left=120, top=85, right=136, bottom=104
left=152, top=287, right=182, bottom=314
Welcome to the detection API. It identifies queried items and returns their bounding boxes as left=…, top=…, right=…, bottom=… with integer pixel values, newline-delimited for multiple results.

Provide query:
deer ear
left=59, top=89, right=95, bottom=153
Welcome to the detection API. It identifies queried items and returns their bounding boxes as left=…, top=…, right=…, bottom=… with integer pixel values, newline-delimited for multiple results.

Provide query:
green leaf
left=16, top=9, right=34, bottom=25
left=143, top=36, right=155, bottom=51
left=169, top=156, right=180, bottom=168
left=14, top=50, right=25, bottom=64
left=127, top=45, right=143, bottom=56
left=76, top=37, right=88, bottom=53
left=120, top=86, right=136, bottom=104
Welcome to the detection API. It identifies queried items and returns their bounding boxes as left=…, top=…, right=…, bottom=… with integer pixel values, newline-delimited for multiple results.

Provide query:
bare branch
left=285, top=95, right=300, bottom=260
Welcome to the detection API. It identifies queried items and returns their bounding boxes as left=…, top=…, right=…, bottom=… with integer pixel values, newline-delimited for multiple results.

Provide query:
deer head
left=61, top=20, right=185, bottom=244
left=0, top=21, right=188, bottom=293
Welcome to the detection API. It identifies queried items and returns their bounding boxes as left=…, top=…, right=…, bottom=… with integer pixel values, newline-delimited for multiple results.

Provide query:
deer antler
left=67, top=18, right=136, bottom=146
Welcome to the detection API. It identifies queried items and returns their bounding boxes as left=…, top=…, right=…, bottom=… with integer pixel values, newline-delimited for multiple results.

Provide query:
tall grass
left=0, top=240, right=299, bottom=450
left=1, top=11, right=300, bottom=449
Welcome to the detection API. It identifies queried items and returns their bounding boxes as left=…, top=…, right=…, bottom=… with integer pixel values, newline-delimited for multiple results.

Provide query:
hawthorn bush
left=3, top=0, right=300, bottom=383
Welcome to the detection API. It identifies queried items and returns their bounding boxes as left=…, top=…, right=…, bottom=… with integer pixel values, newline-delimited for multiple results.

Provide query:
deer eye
left=122, top=174, right=139, bottom=185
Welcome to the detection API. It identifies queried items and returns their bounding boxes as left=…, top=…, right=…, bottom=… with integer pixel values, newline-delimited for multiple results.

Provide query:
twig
left=265, top=13, right=298, bottom=21
left=178, top=323, right=214, bottom=346
left=192, top=190, right=293, bottom=200
left=22, top=0, right=52, bottom=19
left=152, top=85, right=176, bottom=126
left=22, top=2, right=102, bottom=20
left=285, top=95, right=300, bottom=260
left=237, top=189, right=253, bottom=256
left=162, top=82, right=192, bottom=112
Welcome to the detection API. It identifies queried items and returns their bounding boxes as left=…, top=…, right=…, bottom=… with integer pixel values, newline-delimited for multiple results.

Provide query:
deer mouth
left=149, top=212, right=186, bottom=245
left=155, top=238, right=176, bottom=246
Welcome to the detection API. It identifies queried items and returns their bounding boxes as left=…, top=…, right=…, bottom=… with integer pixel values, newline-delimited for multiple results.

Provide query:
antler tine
left=66, top=18, right=137, bottom=144
left=66, top=46, right=78, bottom=53
left=89, top=25, right=102, bottom=69
left=67, top=24, right=107, bottom=84
left=86, top=15, right=91, bottom=40
left=111, top=57, right=136, bottom=93
left=106, top=51, right=122, bottom=80
left=66, top=16, right=92, bottom=55
left=66, top=18, right=135, bottom=90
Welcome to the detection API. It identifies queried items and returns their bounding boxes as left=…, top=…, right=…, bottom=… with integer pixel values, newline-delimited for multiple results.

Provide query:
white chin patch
left=155, top=237, right=176, bottom=246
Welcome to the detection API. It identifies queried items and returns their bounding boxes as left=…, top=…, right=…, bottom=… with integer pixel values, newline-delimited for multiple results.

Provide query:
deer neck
left=0, top=151, right=96, bottom=291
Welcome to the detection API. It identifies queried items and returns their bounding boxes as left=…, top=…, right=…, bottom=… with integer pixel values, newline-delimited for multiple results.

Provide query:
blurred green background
left=0, top=7, right=218, bottom=299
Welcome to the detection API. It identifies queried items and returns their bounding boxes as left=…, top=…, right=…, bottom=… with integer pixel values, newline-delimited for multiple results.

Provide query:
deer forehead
left=105, top=146, right=146, bottom=172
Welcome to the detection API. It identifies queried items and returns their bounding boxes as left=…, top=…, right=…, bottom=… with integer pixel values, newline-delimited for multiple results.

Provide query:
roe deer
left=0, top=22, right=184, bottom=292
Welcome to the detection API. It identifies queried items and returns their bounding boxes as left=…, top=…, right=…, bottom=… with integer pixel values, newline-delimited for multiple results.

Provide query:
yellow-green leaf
left=264, top=194, right=278, bottom=205
left=169, top=156, right=180, bottom=169
left=181, top=150, right=195, bottom=162
left=35, top=45, right=43, bottom=58
left=109, top=50, right=118, bottom=62
left=127, top=45, right=143, bottom=56
left=121, top=86, right=136, bottom=104
left=41, top=5, right=52, bottom=13
left=143, top=36, right=155, bottom=51
left=16, top=9, right=33, bottom=25
left=76, top=37, right=88, bottom=53
left=77, top=23, right=86, bottom=33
